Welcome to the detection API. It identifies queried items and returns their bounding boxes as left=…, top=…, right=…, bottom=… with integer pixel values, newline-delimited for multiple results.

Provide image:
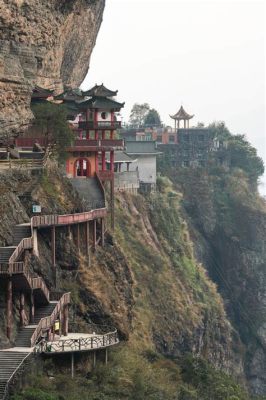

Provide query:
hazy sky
left=82, top=0, right=266, bottom=193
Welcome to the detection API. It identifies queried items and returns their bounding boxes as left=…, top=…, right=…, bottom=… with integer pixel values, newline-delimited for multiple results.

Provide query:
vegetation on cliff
left=5, top=169, right=252, bottom=400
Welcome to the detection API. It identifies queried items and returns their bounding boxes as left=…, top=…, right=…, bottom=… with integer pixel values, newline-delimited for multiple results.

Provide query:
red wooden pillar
left=102, top=130, right=106, bottom=140
left=93, top=219, right=97, bottom=250
left=51, top=225, right=56, bottom=267
left=6, top=277, right=12, bottom=339
left=86, top=109, right=89, bottom=139
left=95, top=151, right=99, bottom=173
left=110, top=151, right=114, bottom=173
left=110, top=112, right=114, bottom=139
left=102, top=151, right=106, bottom=171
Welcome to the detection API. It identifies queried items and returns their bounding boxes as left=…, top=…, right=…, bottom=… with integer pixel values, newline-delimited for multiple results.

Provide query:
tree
left=32, top=102, right=74, bottom=163
left=208, top=122, right=264, bottom=182
left=129, top=103, right=150, bottom=127
left=143, top=108, right=161, bottom=127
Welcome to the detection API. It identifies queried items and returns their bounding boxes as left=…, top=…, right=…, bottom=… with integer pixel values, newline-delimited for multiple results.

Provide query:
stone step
left=0, top=352, right=29, bottom=399
left=69, top=177, right=105, bottom=210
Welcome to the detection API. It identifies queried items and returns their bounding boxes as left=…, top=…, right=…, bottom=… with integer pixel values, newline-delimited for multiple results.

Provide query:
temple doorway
left=74, top=158, right=91, bottom=177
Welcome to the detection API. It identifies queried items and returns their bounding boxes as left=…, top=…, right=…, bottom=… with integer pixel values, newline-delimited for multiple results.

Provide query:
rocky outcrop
left=0, top=0, right=105, bottom=137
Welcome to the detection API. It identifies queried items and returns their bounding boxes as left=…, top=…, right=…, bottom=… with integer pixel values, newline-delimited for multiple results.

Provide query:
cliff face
left=0, top=0, right=105, bottom=136
left=168, top=167, right=266, bottom=395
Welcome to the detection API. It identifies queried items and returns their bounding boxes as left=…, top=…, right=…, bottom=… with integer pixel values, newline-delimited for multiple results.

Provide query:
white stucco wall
left=121, top=155, right=157, bottom=184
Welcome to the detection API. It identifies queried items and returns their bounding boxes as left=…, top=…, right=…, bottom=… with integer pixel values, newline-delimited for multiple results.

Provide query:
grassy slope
left=11, top=176, right=254, bottom=400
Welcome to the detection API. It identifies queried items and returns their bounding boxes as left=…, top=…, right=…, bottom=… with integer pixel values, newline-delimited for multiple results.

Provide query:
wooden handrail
left=2, top=353, right=32, bottom=400
left=9, top=237, right=33, bottom=265
left=32, top=208, right=107, bottom=228
left=30, top=292, right=71, bottom=347
left=35, top=330, right=119, bottom=354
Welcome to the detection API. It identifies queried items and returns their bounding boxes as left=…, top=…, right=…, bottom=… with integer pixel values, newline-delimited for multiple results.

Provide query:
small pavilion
left=170, top=106, right=194, bottom=131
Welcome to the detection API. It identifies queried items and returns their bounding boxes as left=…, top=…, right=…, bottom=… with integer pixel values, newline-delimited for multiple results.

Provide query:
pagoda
left=65, top=84, right=125, bottom=228
left=170, top=106, right=194, bottom=131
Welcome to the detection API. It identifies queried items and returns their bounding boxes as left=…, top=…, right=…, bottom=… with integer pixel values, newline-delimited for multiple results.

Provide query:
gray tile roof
left=125, top=141, right=162, bottom=155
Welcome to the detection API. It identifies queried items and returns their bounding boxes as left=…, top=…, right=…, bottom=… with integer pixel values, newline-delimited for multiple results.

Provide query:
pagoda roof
left=170, top=106, right=194, bottom=120
left=125, top=141, right=162, bottom=156
left=82, top=84, right=118, bottom=98
left=54, top=88, right=84, bottom=102
left=31, top=85, right=54, bottom=99
left=78, top=97, right=125, bottom=111
left=106, top=151, right=136, bottom=163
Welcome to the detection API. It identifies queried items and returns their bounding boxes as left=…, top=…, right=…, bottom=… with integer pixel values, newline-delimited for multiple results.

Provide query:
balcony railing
left=78, top=121, right=122, bottom=130
left=15, top=137, right=48, bottom=147
left=73, top=139, right=124, bottom=149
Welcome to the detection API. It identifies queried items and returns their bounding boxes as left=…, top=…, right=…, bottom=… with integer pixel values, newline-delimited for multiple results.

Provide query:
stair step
left=69, top=177, right=105, bottom=211
left=0, top=351, right=29, bottom=398
left=0, top=247, right=16, bottom=263
left=12, top=225, right=31, bottom=246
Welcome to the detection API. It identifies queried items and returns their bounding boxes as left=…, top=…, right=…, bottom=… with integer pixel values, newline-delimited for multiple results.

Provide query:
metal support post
left=71, top=353, right=75, bottom=378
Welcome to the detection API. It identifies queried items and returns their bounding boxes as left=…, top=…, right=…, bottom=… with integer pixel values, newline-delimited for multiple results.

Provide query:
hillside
left=0, top=165, right=255, bottom=400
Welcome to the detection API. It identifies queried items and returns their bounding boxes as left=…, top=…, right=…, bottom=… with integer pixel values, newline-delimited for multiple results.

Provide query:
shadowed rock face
left=0, top=0, right=105, bottom=136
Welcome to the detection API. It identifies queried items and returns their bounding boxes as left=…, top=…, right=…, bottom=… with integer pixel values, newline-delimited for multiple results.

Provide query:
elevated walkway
left=35, top=331, right=119, bottom=355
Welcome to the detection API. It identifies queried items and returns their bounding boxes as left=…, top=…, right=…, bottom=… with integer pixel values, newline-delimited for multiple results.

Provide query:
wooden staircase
left=0, top=293, right=70, bottom=400
left=15, top=303, right=57, bottom=347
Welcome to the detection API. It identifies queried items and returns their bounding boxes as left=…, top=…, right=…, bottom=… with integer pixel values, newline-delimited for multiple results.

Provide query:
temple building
left=65, top=84, right=124, bottom=180
left=123, top=141, right=162, bottom=192
left=157, top=107, right=216, bottom=168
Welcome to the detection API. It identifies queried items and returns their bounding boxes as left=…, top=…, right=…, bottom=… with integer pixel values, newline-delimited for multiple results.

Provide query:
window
left=101, top=112, right=107, bottom=120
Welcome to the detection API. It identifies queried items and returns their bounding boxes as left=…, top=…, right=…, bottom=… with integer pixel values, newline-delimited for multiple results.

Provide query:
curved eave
left=170, top=114, right=194, bottom=120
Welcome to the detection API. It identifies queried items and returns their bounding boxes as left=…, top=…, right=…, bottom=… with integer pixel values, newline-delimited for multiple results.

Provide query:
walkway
left=35, top=331, right=119, bottom=355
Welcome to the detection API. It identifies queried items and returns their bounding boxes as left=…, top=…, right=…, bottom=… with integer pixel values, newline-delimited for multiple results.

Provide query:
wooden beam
left=6, top=277, right=12, bottom=339
left=93, top=219, right=97, bottom=250
left=86, top=221, right=90, bottom=256
left=111, top=179, right=115, bottom=230
left=51, top=225, right=56, bottom=267
left=101, top=218, right=105, bottom=247
left=20, top=291, right=25, bottom=326
left=29, top=290, right=35, bottom=323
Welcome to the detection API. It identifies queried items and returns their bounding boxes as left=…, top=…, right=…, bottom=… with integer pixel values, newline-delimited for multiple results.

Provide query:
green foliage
left=227, top=134, right=264, bottom=181
left=180, top=355, right=248, bottom=400
left=129, top=103, right=150, bottom=127
left=144, top=108, right=162, bottom=126
left=208, top=121, right=264, bottom=182
left=12, top=388, right=59, bottom=400
left=32, top=102, right=74, bottom=163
